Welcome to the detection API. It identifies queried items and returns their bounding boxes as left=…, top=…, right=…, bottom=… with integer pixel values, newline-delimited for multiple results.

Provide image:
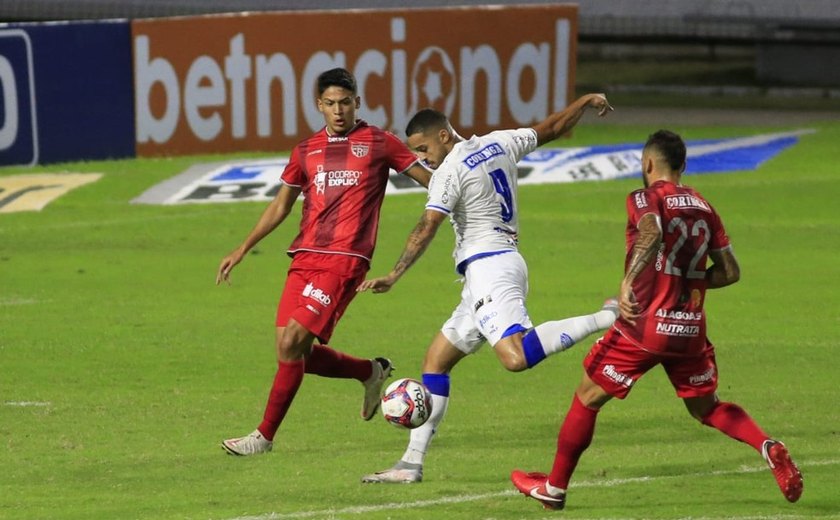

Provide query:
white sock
left=401, top=393, right=449, bottom=466
left=534, top=311, right=612, bottom=357
left=593, top=308, right=617, bottom=330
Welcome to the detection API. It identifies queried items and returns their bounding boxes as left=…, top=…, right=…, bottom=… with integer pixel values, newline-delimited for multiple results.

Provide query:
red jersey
left=614, top=181, right=730, bottom=356
left=281, top=120, right=419, bottom=261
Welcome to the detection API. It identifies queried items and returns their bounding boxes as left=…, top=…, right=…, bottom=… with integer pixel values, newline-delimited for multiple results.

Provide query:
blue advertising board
left=0, top=21, right=134, bottom=166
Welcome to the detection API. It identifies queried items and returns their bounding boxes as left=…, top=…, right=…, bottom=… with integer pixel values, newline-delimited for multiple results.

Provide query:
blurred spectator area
left=1, top=0, right=838, bottom=86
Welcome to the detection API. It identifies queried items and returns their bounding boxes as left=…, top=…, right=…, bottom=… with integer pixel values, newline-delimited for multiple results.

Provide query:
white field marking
left=220, top=458, right=838, bottom=520
left=3, top=401, right=51, bottom=407
left=0, top=297, right=41, bottom=306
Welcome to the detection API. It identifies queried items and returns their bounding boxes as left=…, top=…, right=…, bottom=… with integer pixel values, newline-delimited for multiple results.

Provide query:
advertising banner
left=132, top=130, right=809, bottom=205
left=132, top=5, right=577, bottom=156
left=0, top=21, right=135, bottom=166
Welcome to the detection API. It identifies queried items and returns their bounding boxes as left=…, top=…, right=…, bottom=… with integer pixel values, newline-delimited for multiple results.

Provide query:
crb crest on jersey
left=351, top=142, right=369, bottom=158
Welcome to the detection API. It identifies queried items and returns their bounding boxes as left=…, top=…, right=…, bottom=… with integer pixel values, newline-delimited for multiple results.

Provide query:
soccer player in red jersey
left=511, top=130, right=803, bottom=509
left=215, top=68, right=431, bottom=456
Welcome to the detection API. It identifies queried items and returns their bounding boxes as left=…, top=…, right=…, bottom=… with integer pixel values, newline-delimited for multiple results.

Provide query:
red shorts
left=583, top=328, right=718, bottom=399
left=276, top=252, right=368, bottom=343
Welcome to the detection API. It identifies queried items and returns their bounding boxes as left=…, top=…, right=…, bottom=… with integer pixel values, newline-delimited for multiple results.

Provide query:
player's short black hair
left=644, top=130, right=686, bottom=171
left=317, top=68, right=357, bottom=95
left=405, top=109, right=449, bottom=138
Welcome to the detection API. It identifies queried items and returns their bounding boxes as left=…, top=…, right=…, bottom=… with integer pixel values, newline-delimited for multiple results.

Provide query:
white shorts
left=441, top=251, right=532, bottom=354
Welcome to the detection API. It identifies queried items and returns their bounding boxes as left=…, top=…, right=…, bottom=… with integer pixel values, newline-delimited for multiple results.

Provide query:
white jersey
left=425, top=128, right=538, bottom=273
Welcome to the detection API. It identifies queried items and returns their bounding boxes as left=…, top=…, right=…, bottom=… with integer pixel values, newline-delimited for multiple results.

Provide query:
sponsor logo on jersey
left=602, top=364, right=633, bottom=388
left=665, top=194, right=711, bottom=213
left=513, top=133, right=536, bottom=150
left=351, top=142, right=369, bottom=158
left=327, top=135, right=348, bottom=142
left=305, top=304, right=321, bottom=316
left=478, top=311, right=498, bottom=329
left=302, top=282, right=332, bottom=306
left=314, top=165, right=326, bottom=194
left=473, top=294, right=493, bottom=312
left=654, top=309, right=703, bottom=321
left=689, top=367, right=715, bottom=385
left=314, top=165, right=362, bottom=193
left=463, top=143, right=505, bottom=169
left=325, top=169, right=362, bottom=188
left=634, top=191, right=648, bottom=209
left=691, top=289, right=703, bottom=307
left=655, top=322, right=700, bottom=337
left=440, top=172, right=453, bottom=204
left=655, top=244, right=665, bottom=272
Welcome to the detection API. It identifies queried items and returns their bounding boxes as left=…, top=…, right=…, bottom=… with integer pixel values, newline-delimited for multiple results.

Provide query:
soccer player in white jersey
left=356, top=93, right=615, bottom=483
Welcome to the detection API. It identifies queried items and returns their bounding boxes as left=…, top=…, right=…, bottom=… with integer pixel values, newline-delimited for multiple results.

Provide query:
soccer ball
left=381, top=378, right=433, bottom=429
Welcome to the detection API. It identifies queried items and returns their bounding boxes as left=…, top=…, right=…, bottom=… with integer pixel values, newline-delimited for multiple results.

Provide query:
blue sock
left=422, top=373, right=450, bottom=397
left=522, top=329, right=547, bottom=368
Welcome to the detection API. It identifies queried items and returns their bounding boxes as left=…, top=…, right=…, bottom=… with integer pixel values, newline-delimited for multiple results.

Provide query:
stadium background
left=1, top=0, right=839, bottom=167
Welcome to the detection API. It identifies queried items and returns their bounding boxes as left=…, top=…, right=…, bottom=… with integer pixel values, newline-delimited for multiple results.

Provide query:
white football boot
left=361, top=357, right=393, bottom=420
left=362, top=462, right=423, bottom=483
left=222, top=429, right=273, bottom=456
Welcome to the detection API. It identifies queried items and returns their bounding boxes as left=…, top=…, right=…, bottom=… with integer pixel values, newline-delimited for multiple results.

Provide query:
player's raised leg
left=517, top=297, right=618, bottom=369
left=304, top=343, right=393, bottom=420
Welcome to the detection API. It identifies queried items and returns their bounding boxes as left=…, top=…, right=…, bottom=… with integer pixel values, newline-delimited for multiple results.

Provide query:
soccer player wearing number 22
left=357, top=93, right=617, bottom=483
left=511, top=130, right=803, bottom=510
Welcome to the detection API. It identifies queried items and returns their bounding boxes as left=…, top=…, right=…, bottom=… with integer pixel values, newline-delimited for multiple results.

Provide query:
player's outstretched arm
left=216, top=183, right=301, bottom=285
left=357, top=209, right=447, bottom=294
left=532, top=93, right=613, bottom=146
left=706, top=246, right=740, bottom=289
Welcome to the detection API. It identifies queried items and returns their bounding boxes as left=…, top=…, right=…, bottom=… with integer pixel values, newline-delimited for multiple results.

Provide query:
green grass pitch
left=1, top=121, right=838, bottom=520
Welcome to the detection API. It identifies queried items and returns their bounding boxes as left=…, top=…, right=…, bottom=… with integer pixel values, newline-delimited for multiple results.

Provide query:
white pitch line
left=221, top=459, right=839, bottom=520
left=3, top=401, right=51, bottom=407
left=0, top=297, right=41, bottom=306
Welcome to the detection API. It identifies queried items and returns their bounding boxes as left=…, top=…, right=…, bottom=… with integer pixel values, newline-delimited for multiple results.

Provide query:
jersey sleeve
left=383, top=131, right=420, bottom=173
left=708, top=205, right=731, bottom=251
left=425, top=166, right=461, bottom=215
left=492, top=128, right=538, bottom=163
left=280, top=146, right=305, bottom=187
left=626, top=188, right=662, bottom=228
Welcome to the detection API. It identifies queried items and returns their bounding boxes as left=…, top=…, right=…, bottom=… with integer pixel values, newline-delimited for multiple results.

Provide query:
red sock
left=701, top=401, right=768, bottom=451
left=258, top=359, right=305, bottom=441
left=549, top=394, right=600, bottom=490
left=305, top=344, right=372, bottom=381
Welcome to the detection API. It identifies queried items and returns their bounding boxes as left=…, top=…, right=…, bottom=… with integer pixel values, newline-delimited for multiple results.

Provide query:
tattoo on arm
left=392, top=214, right=439, bottom=278
left=624, top=214, right=662, bottom=284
